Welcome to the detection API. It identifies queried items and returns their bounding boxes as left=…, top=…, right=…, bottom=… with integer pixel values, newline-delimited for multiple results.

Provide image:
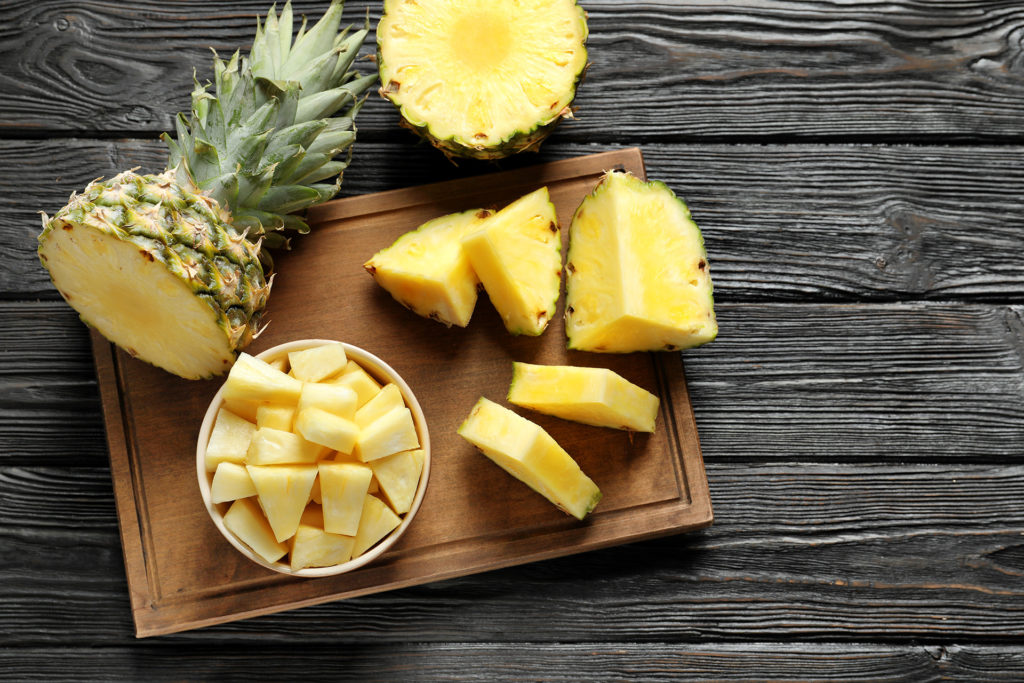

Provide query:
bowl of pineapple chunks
left=196, top=339, right=430, bottom=577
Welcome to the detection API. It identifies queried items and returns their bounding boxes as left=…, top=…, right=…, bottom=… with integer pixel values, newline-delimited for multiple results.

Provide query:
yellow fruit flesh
left=355, top=406, right=420, bottom=462
left=205, top=408, right=256, bottom=471
left=318, top=462, right=373, bottom=536
left=246, top=464, right=319, bottom=543
left=370, top=448, right=425, bottom=515
left=223, top=497, right=288, bottom=564
left=288, top=343, right=348, bottom=382
left=457, top=397, right=601, bottom=520
left=290, top=524, right=356, bottom=571
left=210, top=461, right=257, bottom=503
left=352, top=495, right=402, bottom=558
left=508, top=362, right=660, bottom=433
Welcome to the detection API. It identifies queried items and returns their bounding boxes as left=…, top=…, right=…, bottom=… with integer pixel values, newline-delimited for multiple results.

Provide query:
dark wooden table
left=3, top=0, right=1023, bottom=679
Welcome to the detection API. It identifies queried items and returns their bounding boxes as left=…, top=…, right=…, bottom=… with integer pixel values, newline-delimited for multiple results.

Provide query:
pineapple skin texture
left=38, top=170, right=270, bottom=379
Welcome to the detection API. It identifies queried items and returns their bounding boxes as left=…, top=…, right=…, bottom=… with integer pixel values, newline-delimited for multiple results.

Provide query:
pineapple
left=295, top=407, right=360, bottom=455
left=223, top=497, right=289, bottom=564
left=246, top=464, right=319, bottom=542
left=246, top=427, right=326, bottom=465
left=457, top=397, right=601, bottom=520
left=355, top=406, right=421, bottom=462
left=565, top=171, right=718, bottom=353
left=288, top=342, right=348, bottom=382
left=331, top=361, right=382, bottom=407
left=507, top=362, right=660, bottom=433
left=352, top=495, right=403, bottom=558
left=355, top=383, right=405, bottom=428
left=204, top=407, right=257, bottom=471
left=377, top=0, right=589, bottom=160
left=318, top=462, right=373, bottom=535
left=37, top=2, right=376, bottom=379
left=370, top=448, right=425, bottom=515
left=364, top=208, right=491, bottom=327
left=290, top=523, right=356, bottom=570
left=461, top=187, right=563, bottom=336
left=210, top=461, right=258, bottom=503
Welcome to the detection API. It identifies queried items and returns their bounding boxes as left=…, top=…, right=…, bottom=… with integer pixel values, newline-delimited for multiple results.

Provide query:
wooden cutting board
left=91, top=147, right=713, bottom=637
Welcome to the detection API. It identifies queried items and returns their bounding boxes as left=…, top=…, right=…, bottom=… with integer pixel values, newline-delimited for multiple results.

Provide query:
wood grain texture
left=3, top=1, right=1024, bottom=140
left=2, top=462, right=1023, bottom=643
left=6, top=140, right=1024, bottom=301
left=2, top=643, right=1024, bottom=681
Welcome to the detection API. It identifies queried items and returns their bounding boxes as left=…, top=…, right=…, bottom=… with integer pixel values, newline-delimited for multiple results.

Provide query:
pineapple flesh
left=364, top=208, right=491, bottom=327
left=565, top=171, right=718, bottom=353
left=461, top=187, right=563, bottom=336
left=507, top=362, right=661, bottom=433
left=377, top=0, right=588, bottom=160
left=457, top=397, right=601, bottom=520
left=38, top=1, right=375, bottom=379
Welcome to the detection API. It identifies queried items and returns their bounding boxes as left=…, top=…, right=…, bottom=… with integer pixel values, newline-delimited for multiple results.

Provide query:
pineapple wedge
left=246, top=464, right=319, bottom=543
left=222, top=353, right=304, bottom=421
left=461, top=187, right=563, bottom=336
left=352, top=495, right=402, bottom=558
left=318, top=462, right=374, bottom=535
left=457, top=397, right=601, bottom=520
left=565, top=171, right=718, bottom=352
left=297, top=383, right=359, bottom=419
left=331, top=362, right=381, bottom=408
left=210, top=461, right=257, bottom=503
left=507, top=362, right=660, bottom=433
left=290, top=523, right=356, bottom=571
left=222, top=497, right=288, bottom=564
left=256, top=404, right=296, bottom=432
left=364, top=208, right=491, bottom=327
left=355, top=383, right=405, bottom=429
left=355, top=406, right=420, bottom=462
left=370, top=448, right=425, bottom=515
left=295, top=407, right=360, bottom=455
left=204, top=408, right=256, bottom=471
left=288, top=342, right=348, bottom=382
left=246, top=427, right=327, bottom=465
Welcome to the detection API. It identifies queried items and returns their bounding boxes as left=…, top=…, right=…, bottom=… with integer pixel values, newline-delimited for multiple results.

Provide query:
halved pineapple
left=377, top=0, right=588, bottom=160
left=461, top=187, right=562, bottom=336
left=457, top=397, right=601, bottom=520
left=364, top=208, right=491, bottom=327
left=507, top=362, right=660, bottom=433
left=565, top=171, right=718, bottom=352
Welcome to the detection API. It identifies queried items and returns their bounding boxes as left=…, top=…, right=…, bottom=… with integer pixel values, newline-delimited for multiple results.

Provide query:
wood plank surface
left=4, top=1, right=1024, bottom=141
left=6, top=140, right=1024, bottom=302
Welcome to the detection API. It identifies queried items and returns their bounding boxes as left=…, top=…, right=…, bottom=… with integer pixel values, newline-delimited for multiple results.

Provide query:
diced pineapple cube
left=295, top=407, right=360, bottom=455
left=370, top=448, right=425, bottom=515
left=331, top=363, right=381, bottom=408
left=355, top=406, right=420, bottom=462
left=246, top=427, right=327, bottom=465
left=352, top=495, right=402, bottom=558
left=256, top=403, right=296, bottom=432
left=507, top=362, right=660, bottom=433
left=319, top=462, right=374, bottom=535
left=354, top=383, right=405, bottom=429
left=210, top=461, right=257, bottom=503
left=246, top=464, right=319, bottom=542
left=290, top=524, right=356, bottom=570
left=223, top=352, right=303, bottom=405
left=287, top=342, right=348, bottom=382
left=222, top=497, right=288, bottom=564
left=297, top=382, right=358, bottom=419
left=205, top=408, right=257, bottom=471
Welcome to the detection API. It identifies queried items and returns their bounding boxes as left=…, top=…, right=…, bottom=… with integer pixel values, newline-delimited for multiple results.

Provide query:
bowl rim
left=196, top=338, right=431, bottom=578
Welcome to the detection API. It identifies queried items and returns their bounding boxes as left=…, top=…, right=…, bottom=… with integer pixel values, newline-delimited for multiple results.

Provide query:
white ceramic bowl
left=196, top=339, right=430, bottom=578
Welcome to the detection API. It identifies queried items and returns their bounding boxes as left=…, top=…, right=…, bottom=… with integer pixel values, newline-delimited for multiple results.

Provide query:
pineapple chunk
left=507, top=362, right=660, bottom=433
left=457, top=397, right=601, bottom=520
left=205, top=408, right=256, bottom=471
left=246, top=464, right=319, bottom=542
left=461, top=187, right=562, bottom=336
left=331, top=363, right=381, bottom=408
left=267, top=357, right=289, bottom=373
left=371, top=448, right=425, bottom=515
left=352, top=495, right=402, bottom=558
left=222, top=497, right=288, bottom=564
left=364, top=208, right=491, bottom=327
left=223, top=352, right=303, bottom=405
left=287, top=342, right=348, bottom=382
left=290, top=523, right=356, bottom=571
left=565, top=170, right=717, bottom=352
left=355, top=383, right=405, bottom=429
left=210, top=461, right=257, bottom=503
left=355, top=406, right=420, bottom=462
left=256, top=403, right=296, bottom=432
left=319, top=462, right=374, bottom=535
left=298, top=382, right=358, bottom=419
left=295, top=407, right=360, bottom=455
left=246, top=427, right=327, bottom=465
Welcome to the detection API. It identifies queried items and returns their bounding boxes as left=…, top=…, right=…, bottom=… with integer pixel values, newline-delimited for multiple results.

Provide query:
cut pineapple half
left=461, top=187, right=562, bottom=336
left=566, top=171, right=718, bottom=352
left=377, top=0, right=588, bottom=160
left=364, top=208, right=491, bottom=327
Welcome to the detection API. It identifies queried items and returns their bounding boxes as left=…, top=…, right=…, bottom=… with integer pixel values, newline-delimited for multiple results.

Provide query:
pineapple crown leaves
left=161, top=0, right=374, bottom=247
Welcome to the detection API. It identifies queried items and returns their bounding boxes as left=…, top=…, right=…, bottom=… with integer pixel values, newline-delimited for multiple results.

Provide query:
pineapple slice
left=246, top=427, right=327, bottom=465
left=204, top=408, right=256, bottom=471
left=297, top=382, right=358, bottom=419
left=457, top=397, right=601, bottom=520
left=507, top=362, right=660, bottom=433
left=222, top=497, right=288, bottom=564
left=461, top=187, right=563, bottom=336
left=565, top=171, right=718, bottom=352
left=256, top=404, right=296, bottom=432
left=377, top=0, right=588, bottom=160
left=295, top=407, right=360, bottom=456
left=246, top=464, right=319, bottom=542
left=331, top=362, right=381, bottom=408
left=318, top=462, right=374, bottom=535
left=352, top=495, right=402, bottom=558
left=364, top=208, right=491, bottom=327
left=290, top=523, right=356, bottom=571
left=222, top=353, right=303, bottom=420
left=210, top=461, right=257, bottom=503
left=371, top=448, right=425, bottom=515
left=355, top=383, right=405, bottom=429
left=355, top=406, right=420, bottom=462
left=288, top=343, right=348, bottom=382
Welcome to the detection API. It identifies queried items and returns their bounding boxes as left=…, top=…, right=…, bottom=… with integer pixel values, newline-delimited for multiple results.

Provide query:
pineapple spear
left=38, top=1, right=375, bottom=380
